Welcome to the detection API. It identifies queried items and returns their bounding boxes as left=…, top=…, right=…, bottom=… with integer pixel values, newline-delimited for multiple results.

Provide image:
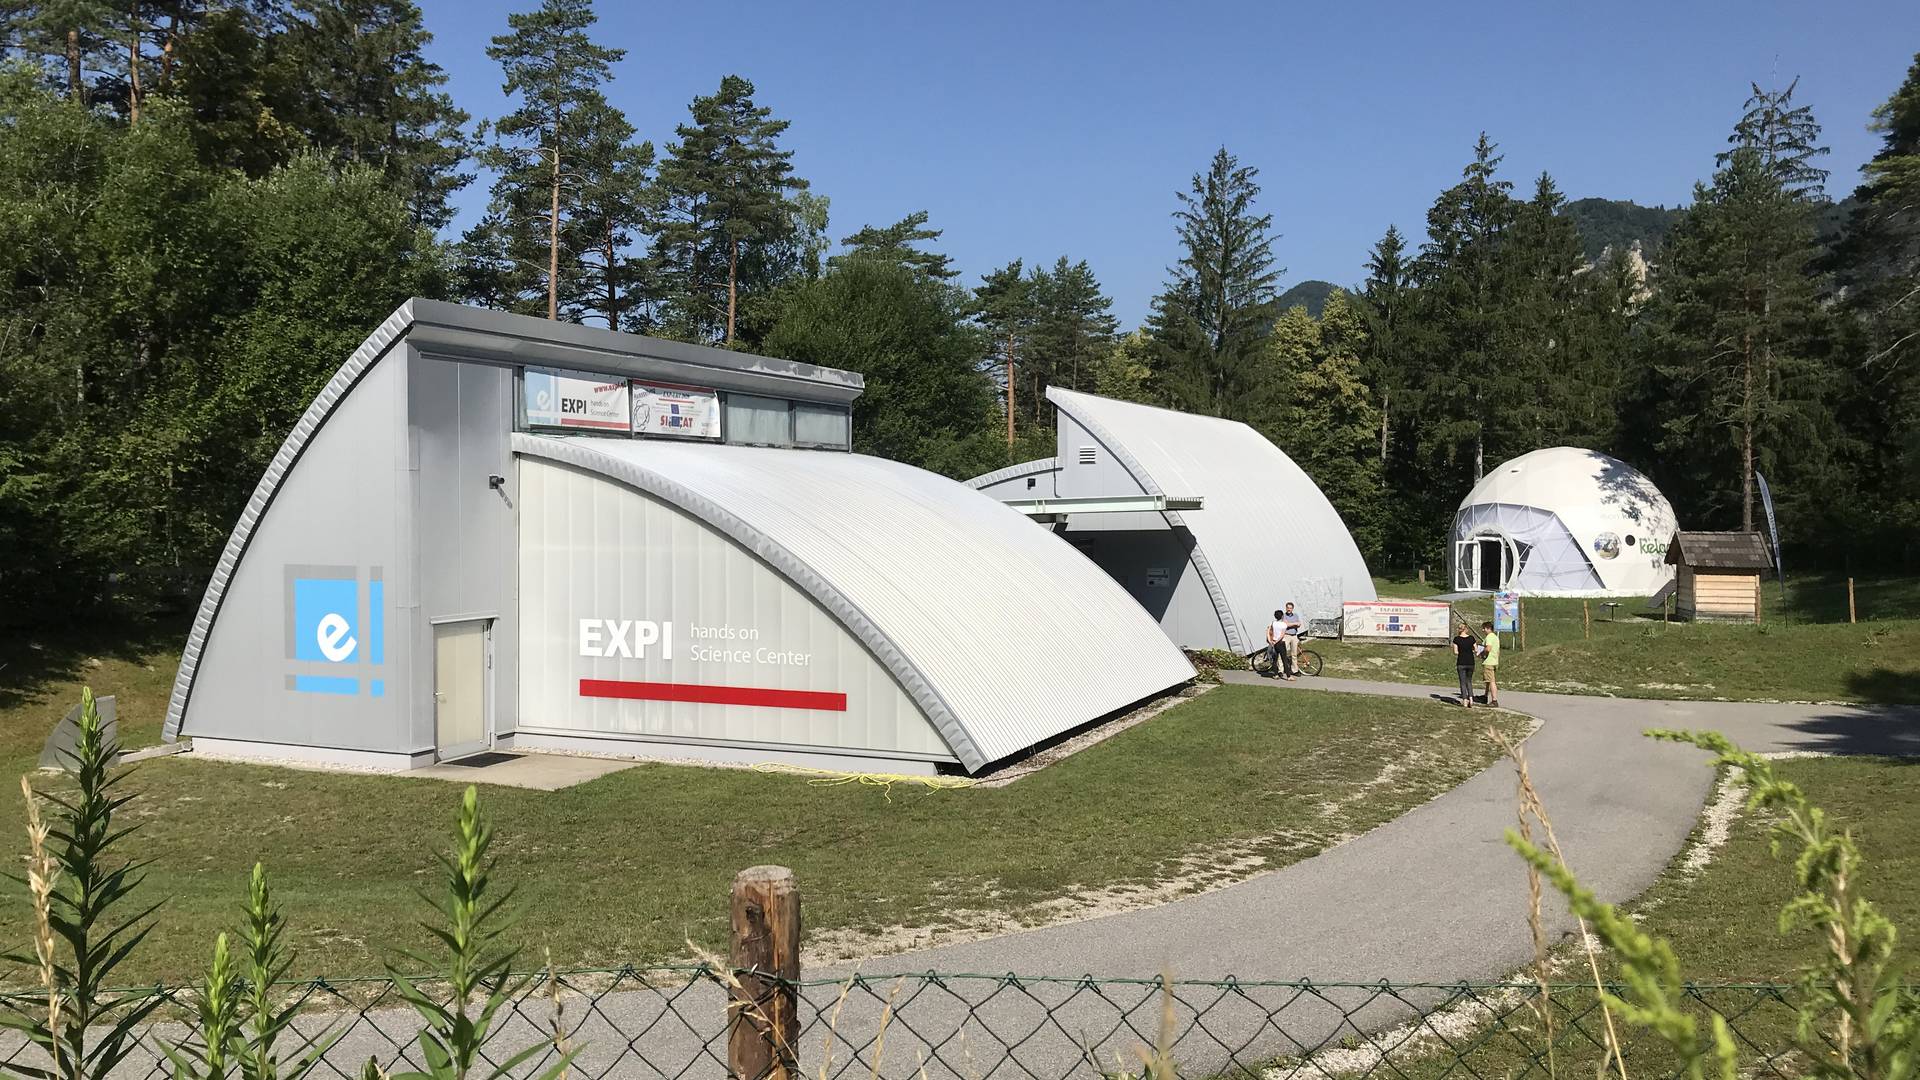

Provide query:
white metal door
left=1454, top=540, right=1479, bottom=591
left=434, top=620, right=489, bottom=761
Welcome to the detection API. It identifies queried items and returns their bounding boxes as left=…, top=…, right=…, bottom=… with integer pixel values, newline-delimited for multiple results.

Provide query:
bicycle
left=1248, top=633, right=1324, bottom=678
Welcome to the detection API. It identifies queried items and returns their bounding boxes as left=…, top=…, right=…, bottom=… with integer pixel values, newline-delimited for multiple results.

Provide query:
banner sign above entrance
left=524, top=367, right=632, bottom=431
left=1340, top=599, right=1452, bottom=645
left=633, top=381, right=721, bottom=440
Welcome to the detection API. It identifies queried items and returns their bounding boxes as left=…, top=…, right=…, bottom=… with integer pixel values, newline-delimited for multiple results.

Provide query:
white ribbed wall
left=517, top=457, right=952, bottom=760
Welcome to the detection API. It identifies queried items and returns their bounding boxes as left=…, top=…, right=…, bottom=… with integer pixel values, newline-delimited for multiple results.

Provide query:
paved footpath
left=747, top=677, right=1915, bottom=1077
left=866, top=674, right=1920, bottom=982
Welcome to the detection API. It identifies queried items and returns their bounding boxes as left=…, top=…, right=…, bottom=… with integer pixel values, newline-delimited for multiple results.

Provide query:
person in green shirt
left=1478, top=620, right=1501, bottom=707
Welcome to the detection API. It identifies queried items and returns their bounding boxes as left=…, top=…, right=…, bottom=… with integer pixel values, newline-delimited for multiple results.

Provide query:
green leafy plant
left=2, top=686, right=166, bottom=1080
left=385, top=785, right=576, bottom=1080
left=1652, top=731, right=1920, bottom=1080
left=166, top=933, right=244, bottom=1080
left=1508, top=729, right=1920, bottom=1080
left=167, top=864, right=338, bottom=1080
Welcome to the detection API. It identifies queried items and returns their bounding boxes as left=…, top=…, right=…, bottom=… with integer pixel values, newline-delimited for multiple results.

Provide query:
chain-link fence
left=0, top=970, right=1816, bottom=1080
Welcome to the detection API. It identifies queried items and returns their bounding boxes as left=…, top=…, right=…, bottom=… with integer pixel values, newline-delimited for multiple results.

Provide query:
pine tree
left=1645, top=145, right=1827, bottom=531
left=652, top=74, right=807, bottom=345
left=565, top=93, right=654, bottom=330
left=14, top=0, right=114, bottom=102
left=1356, top=224, right=1413, bottom=464
left=1829, top=52, right=1920, bottom=558
left=480, top=0, right=624, bottom=320
left=1504, top=171, right=1613, bottom=447
left=974, top=260, right=1036, bottom=448
left=1147, top=146, right=1283, bottom=418
left=276, top=0, right=474, bottom=229
left=1028, top=257, right=1118, bottom=405
left=1720, top=78, right=1831, bottom=200
left=832, top=210, right=956, bottom=281
left=1412, top=132, right=1518, bottom=482
left=169, top=6, right=304, bottom=176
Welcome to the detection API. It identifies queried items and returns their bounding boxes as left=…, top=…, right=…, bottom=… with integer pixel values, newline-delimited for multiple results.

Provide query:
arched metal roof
left=516, top=434, right=1195, bottom=772
left=1045, top=387, right=1377, bottom=652
left=163, top=301, right=418, bottom=741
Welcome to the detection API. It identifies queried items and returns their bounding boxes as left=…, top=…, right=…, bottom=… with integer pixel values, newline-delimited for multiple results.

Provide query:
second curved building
left=971, top=388, right=1376, bottom=653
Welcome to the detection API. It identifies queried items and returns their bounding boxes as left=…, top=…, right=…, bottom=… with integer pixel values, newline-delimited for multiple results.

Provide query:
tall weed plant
left=1507, top=728, right=1920, bottom=1080
left=7, top=688, right=577, bottom=1080
left=3, top=687, right=165, bottom=1080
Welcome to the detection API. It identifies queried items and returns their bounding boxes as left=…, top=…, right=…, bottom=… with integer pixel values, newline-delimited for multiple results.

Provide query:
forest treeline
left=1, top=0, right=1916, bottom=626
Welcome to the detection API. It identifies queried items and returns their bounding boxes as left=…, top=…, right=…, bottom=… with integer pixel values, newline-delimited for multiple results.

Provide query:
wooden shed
left=1665, top=531, right=1772, bottom=622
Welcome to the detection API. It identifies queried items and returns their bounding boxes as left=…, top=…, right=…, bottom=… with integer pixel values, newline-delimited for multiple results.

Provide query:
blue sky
left=420, top=0, right=1920, bottom=327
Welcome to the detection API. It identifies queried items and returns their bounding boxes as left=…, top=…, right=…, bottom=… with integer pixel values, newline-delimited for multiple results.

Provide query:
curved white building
left=1450, top=447, right=1678, bottom=596
left=971, top=388, right=1376, bottom=653
left=165, top=301, right=1193, bottom=776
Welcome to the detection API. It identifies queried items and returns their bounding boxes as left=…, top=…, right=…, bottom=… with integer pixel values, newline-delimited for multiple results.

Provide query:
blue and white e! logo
left=284, top=566, right=384, bottom=697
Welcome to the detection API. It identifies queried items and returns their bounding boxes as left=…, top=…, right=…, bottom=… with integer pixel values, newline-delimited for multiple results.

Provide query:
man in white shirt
left=1263, top=609, right=1288, bottom=679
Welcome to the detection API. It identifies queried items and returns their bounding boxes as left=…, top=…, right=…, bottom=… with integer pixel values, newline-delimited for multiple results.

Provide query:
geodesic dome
left=1449, top=447, right=1678, bottom=597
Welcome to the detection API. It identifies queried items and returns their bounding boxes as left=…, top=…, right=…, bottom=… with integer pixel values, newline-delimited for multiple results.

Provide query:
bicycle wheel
left=1299, top=649, right=1323, bottom=677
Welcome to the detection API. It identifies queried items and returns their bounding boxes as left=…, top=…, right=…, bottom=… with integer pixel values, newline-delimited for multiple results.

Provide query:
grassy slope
left=1324, top=572, right=1920, bottom=704
left=0, top=635, right=1521, bottom=982
left=1634, top=754, right=1920, bottom=980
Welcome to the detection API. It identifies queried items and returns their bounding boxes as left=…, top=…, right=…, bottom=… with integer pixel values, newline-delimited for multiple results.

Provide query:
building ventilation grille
left=1077, top=446, right=1098, bottom=466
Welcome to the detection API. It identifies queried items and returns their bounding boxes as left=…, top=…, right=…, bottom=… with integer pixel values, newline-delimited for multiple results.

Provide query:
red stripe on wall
left=579, top=679, right=848, bottom=712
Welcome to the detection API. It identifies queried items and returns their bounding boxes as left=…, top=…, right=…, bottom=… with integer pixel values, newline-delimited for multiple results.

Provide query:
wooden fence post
left=729, top=866, right=801, bottom=1080
left=1582, top=600, right=1591, bottom=640
left=1849, top=577, right=1857, bottom=624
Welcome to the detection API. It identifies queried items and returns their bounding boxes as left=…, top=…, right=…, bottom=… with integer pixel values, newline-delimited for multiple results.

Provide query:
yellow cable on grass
left=751, top=762, right=975, bottom=798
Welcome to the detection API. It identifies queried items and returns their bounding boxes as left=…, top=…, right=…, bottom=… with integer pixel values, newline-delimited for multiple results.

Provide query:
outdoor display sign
left=633, top=381, right=722, bottom=440
left=1494, top=591, right=1519, bottom=633
left=523, top=367, right=632, bottom=431
left=1340, top=599, right=1452, bottom=644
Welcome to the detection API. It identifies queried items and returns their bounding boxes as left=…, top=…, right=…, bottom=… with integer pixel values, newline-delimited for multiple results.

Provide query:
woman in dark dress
left=1451, top=623, right=1478, bottom=707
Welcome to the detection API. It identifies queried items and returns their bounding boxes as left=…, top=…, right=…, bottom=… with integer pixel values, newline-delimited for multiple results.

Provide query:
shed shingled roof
left=1665, top=531, right=1772, bottom=570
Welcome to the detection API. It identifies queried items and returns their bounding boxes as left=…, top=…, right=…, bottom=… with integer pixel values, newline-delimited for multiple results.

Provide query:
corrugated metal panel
left=164, top=301, right=418, bottom=741
left=518, top=457, right=953, bottom=761
left=514, top=434, right=1195, bottom=772
left=966, top=456, right=1058, bottom=494
left=1045, top=387, right=1377, bottom=653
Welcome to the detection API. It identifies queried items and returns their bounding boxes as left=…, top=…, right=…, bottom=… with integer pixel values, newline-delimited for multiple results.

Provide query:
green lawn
left=0, top=633, right=1522, bottom=983
left=1268, top=752, right=1920, bottom=1080
left=1327, top=572, right=1920, bottom=704
left=1633, top=754, right=1920, bottom=980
